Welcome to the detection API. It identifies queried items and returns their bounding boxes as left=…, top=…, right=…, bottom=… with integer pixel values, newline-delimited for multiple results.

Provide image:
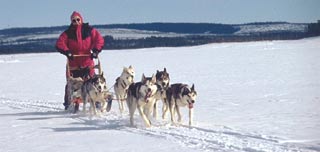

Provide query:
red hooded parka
left=56, top=11, right=104, bottom=70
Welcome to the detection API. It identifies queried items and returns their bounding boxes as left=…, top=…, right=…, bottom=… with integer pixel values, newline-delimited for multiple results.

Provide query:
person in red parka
left=56, top=11, right=105, bottom=110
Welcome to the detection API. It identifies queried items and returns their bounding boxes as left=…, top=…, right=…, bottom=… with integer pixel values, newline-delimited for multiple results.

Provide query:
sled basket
left=66, top=54, right=103, bottom=79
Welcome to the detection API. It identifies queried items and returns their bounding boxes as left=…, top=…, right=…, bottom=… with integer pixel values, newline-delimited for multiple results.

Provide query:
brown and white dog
left=114, top=65, right=135, bottom=113
left=126, top=74, right=158, bottom=127
left=166, top=83, right=197, bottom=126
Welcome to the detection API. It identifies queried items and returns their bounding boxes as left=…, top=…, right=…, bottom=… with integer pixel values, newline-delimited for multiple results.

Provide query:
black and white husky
left=166, top=83, right=197, bottom=126
left=126, top=74, right=158, bottom=127
left=114, top=65, right=135, bottom=113
left=153, top=68, right=170, bottom=119
left=81, top=73, right=109, bottom=116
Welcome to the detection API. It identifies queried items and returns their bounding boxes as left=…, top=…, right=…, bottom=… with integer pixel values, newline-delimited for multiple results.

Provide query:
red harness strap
left=73, top=97, right=82, bottom=104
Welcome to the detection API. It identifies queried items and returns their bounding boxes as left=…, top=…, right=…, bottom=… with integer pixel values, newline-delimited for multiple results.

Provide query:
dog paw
left=145, top=122, right=151, bottom=128
left=171, top=122, right=178, bottom=127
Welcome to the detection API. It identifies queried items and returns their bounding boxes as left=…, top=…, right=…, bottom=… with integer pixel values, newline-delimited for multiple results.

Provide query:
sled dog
left=81, top=73, right=108, bottom=116
left=153, top=68, right=170, bottom=119
left=127, top=74, right=157, bottom=127
left=166, top=83, right=197, bottom=126
left=66, top=76, right=84, bottom=113
left=114, top=65, right=135, bottom=113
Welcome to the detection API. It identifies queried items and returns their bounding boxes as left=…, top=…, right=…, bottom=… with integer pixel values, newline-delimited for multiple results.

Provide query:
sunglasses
left=72, top=18, right=81, bottom=23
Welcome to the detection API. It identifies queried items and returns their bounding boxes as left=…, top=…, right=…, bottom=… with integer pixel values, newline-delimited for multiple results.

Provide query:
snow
left=0, top=37, right=320, bottom=152
left=96, top=28, right=187, bottom=39
left=235, top=23, right=307, bottom=35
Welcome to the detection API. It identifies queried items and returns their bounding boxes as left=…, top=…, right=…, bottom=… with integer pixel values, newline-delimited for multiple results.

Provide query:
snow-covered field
left=235, top=23, right=307, bottom=35
left=97, top=28, right=187, bottom=39
left=0, top=37, right=319, bottom=152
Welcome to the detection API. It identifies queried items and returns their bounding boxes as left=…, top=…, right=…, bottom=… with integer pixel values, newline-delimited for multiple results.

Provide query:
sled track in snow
left=0, top=97, right=62, bottom=112
left=73, top=113, right=311, bottom=152
left=125, top=125, right=306, bottom=152
left=0, top=97, right=315, bottom=152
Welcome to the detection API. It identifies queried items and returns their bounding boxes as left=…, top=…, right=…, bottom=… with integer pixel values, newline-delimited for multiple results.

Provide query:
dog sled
left=65, top=54, right=113, bottom=114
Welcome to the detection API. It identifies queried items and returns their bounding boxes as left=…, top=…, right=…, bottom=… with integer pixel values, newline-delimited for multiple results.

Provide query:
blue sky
left=0, top=0, right=319, bottom=29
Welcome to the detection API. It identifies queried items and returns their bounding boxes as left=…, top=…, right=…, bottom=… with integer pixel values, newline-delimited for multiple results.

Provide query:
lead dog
left=81, top=72, right=109, bottom=116
left=127, top=74, right=157, bottom=127
left=153, top=68, right=170, bottom=119
left=166, top=83, right=197, bottom=126
left=114, top=65, right=135, bottom=113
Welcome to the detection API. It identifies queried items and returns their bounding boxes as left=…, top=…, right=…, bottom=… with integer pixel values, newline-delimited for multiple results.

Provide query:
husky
left=81, top=73, right=109, bottom=116
left=126, top=74, right=158, bottom=127
left=66, top=76, right=84, bottom=113
left=114, top=65, right=135, bottom=113
left=166, top=83, right=197, bottom=126
left=153, top=68, right=170, bottom=119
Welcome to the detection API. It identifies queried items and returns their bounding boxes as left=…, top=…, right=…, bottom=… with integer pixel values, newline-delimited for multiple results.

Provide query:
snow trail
left=0, top=97, right=309, bottom=152
left=0, top=90, right=318, bottom=152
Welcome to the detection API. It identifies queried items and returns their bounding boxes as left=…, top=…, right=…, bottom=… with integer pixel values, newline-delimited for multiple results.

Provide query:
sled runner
left=65, top=54, right=113, bottom=114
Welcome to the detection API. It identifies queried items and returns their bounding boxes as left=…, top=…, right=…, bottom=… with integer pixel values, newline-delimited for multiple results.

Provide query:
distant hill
left=97, top=23, right=238, bottom=34
left=0, top=22, right=318, bottom=54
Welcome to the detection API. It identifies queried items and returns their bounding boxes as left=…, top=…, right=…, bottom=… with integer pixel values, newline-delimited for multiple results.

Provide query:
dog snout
left=98, top=86, right=102, bottom=90
left=191, top=100, right=195, bottom=103
left=162, top=82, right=166, bottom=86
left=147, top=88, right=151, bottom=92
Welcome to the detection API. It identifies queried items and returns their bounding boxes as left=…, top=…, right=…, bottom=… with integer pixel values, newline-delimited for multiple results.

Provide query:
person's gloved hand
left=65, top=50, right=74, bottom=60
left=91, top=49, right=100, bottom=59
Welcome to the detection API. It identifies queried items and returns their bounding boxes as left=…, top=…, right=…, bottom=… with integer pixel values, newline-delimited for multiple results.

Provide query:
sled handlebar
left=73, top=54, right=91, bottom=57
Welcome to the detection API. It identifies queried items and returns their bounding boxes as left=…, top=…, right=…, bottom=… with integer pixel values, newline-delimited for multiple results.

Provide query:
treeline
left=0, top=26, right=65, bottom=36
left=0, top=38, right=56, bottom=54
left=104, top=32, right=306, bottom=50
left=0, top=32, right=306, bottom=54
left=96, top=22, right=238, bottom=34
left=307, top=20, right=320, bottom=36
left=0, top=22, right=320, bottom=54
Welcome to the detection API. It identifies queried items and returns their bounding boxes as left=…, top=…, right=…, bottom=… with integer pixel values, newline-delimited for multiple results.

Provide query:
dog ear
left=164, top=68, right=167, bottom=72
left=129, top=65, right=132, bottom=69
left=123, top=67, right=128, bottom=72
left=151, top=74, right=156, bottom=83
left=141, top=73, right=146, bottom=82
left=191, top=84, right=195, bottom=91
